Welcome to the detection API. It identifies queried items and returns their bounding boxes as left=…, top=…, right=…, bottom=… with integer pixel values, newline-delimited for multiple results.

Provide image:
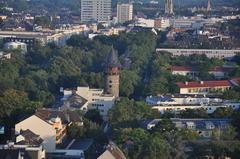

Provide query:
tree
left=179, top=129, right=199, bottom=140
left=220, top=126, right=238, bottom=141
left=223, top=89, right=240, bottom=101
left=34, top=16, right=52, bottom=28
left=0, top=89, right=42, bottom=121
left=232, top=110, right=240, bottom=138
left=151, top=119, right=177, bottom=134
left=212, top=107, right=234, bottom=118
left=112, top=128, right=172, bottom=159
left=109, top=98, right=157, bottom=128
left=179, top=108, right=208, bottom=118
left=97, top=23, right=105, bottom=30
left=84, top=109, right=103, bottom=124
left=67, top=123, right=85, bottom=139
left=150, top=120, right=186, bottom=159
left=142, top=135, right=171, bottom=159
left=120, top=70, right=140, bottom=97
left=0, top=89, right=28, bottom=118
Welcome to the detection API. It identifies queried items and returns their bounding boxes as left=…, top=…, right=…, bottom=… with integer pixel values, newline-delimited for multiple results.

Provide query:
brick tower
left=104, top=46, right=121, bottom=98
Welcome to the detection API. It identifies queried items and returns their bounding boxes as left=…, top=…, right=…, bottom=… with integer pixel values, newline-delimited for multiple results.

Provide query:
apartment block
left=117, top=3, right=133, bottom=24
left=81, top=0, right=111, bottom=22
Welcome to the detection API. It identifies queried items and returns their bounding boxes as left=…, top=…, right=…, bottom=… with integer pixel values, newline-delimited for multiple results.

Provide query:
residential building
left=117, top=3, right=133, bottom=24
left=135, top=18, right=155, bottom=28
left=156, top=48, right=240, bottom=59
left=0, top=129, right=46, bottom=159
left=230, top=77, right=240, bottom=87
left=0, top=149, right=30, bottom=159
left=97, top=141, right=126, bottom=159
left=151, top=102, right=240, bottom=114
left=81, top=0, right=111, bottom=22
left=104, top=46, right=121, bottom=98
left=176, top=80, right=233, bottom=94
left=61, top=91, right=89, bottom=111
left=154, top=18, right=170, bottom=30
left=47, top=139, right=92, bottom=159
left=170, top=18, right=195, bottom=29
left=171, top=66, right=235, bottom=79
left=143, top=118, right=231, bottom=138
left=61, top=86, right=115, bottom=120
left=0, top=26, right=86, bottom=47
left=0, top=15, right=7, bottom=20
left=4, top=41, right=27, bottom=53
left=0, top=52, right=11, bottom=60
left=15, top=109, right=83, bottom=152
left=146, top=94, right=240, bottom=114
left=146, top=94, right=221, bottom=106
left=96, top=27, right=126, bottom=36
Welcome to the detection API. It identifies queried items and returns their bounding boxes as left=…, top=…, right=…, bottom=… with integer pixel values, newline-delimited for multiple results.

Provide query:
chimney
left=185, top=81, right=188, bottom=85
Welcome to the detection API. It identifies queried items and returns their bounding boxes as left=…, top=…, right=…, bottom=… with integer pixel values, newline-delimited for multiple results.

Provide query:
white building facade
left=156, top=48, right=240, bottom=59
left=4, top=42, right=27, bottom=53
left=81, top=0, right=111, bottom=22
left=62, top=86, right=115, bottom=120
left=135, top=18, right=155, bottom=28
left=117, top=3, right=133, bottom=24
left=146, top=95, right=240, bottom=114
left=152, top=104, right=240, bottom=114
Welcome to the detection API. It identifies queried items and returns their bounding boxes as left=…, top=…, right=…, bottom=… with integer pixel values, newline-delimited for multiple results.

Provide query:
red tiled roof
left=176, top=80, right=231, bottom=88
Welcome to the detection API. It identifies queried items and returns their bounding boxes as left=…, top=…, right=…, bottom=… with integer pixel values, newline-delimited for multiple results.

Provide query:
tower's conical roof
left=105, top=46, right=121, bottom=68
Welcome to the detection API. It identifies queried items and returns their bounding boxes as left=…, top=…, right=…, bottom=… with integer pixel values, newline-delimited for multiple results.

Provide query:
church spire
left=105, top=46, right=121, bottom=70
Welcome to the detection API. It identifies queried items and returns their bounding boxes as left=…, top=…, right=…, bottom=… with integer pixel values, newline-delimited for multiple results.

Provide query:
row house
left=171, top=66, right=235, bottom=79
left=142, top=118, right=231, bottom=139
left=156, top=48, right=240, bottom=59
left=176, top=80, right=232, bottom=94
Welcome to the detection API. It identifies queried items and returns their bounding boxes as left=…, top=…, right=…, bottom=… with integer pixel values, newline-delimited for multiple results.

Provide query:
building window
left=109, top=80, right=112, bottom=83
left=109, top=85, right=112, bottom=88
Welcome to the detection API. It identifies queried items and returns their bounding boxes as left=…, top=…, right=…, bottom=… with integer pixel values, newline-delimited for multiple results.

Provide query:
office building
left=81, top=0, right=111, bottom=22
left=117, top=3, right=133, bottom=24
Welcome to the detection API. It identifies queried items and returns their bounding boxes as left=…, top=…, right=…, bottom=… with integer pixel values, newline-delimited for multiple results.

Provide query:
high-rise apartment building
left=81, top=0, right=111, bottom=22
left=117, top=3, right=133, bottom=24
left=165, top=0, right=174, bottom=15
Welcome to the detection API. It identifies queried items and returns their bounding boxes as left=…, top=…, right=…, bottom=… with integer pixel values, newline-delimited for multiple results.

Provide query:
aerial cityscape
left=0, top=0, right=240, bottom=158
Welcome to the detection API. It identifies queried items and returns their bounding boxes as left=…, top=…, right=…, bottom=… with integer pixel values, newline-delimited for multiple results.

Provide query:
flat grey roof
left=69, top=139, right=93, bottom=151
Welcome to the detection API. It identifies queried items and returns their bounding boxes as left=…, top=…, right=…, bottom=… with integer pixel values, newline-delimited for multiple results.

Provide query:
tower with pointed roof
left=207, top=0, right=212, bottom=12
left=104, top=46, right=121, bottom=98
